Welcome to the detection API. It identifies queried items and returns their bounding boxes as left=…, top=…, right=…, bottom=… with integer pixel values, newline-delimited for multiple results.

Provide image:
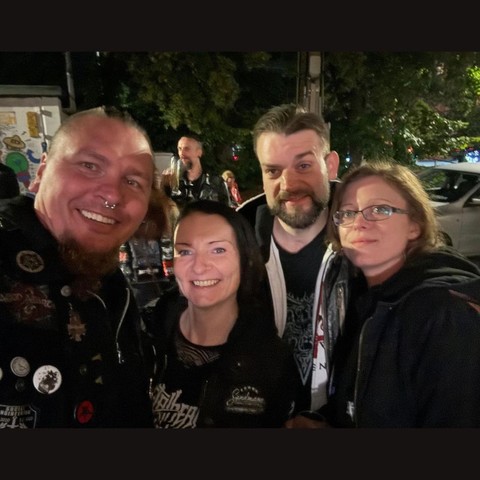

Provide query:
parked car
left=415, top=158, right=458, bottom=167
left=417, top=162, right=480, bottom=257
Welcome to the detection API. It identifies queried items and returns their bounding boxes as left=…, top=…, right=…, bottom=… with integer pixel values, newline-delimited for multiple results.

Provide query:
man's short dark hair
left=252, top=103, right=330, bottom=156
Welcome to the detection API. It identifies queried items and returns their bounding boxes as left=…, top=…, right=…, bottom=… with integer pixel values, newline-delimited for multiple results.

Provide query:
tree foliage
left=323, top=52, right=480, bottom=173
left=95, top=52, right=297, bottom=192
left=72, top=51, right=480, bottom=188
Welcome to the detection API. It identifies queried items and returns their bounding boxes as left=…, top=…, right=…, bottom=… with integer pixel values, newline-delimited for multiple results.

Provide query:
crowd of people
left=1, top=102, right=479, bottom=429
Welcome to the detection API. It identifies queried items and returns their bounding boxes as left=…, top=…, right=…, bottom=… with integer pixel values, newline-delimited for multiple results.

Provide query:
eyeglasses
left=333, top=204, right=409, bottom=227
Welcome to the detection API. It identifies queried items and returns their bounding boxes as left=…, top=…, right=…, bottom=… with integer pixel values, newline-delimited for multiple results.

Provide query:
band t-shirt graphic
left=150, top=329, right=221, bottom=428
left=277, top=231, right=326, bottom=410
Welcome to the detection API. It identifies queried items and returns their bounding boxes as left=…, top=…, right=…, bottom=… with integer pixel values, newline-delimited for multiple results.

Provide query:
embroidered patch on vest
left=225, top=386, right=265, bottom=415
left=0, top=282, right=55, bottom=326
left=0, top=404, right=38, bottom=429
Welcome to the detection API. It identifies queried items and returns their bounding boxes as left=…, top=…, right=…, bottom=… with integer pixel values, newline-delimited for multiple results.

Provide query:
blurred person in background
left=119, top=186, right=171, bottom=310
left=161, top=135, right=229, bottom=208
left=222, top=169, right=243, bottom=208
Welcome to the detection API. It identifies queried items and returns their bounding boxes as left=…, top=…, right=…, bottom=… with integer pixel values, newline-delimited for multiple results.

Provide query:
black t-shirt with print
left=150, top=327, right=222, bottom=428
left=277, top=230, right=327, bottom=410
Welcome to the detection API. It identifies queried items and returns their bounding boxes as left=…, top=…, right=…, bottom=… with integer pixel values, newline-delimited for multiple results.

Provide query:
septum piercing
left=104, top=200, right=117, bottom=210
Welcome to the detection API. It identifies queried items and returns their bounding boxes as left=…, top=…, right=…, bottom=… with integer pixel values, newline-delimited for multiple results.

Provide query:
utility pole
left=297, top=51, right=329, bottom=142
left=307, top=51, right=322, bottom=117
left=63, top=52, right=77, bottom=114
left=296, top=51, right=323, bottom=117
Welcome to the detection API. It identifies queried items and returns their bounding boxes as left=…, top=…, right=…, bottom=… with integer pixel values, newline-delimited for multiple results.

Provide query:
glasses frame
left=333, top=204, right=409, bottom=227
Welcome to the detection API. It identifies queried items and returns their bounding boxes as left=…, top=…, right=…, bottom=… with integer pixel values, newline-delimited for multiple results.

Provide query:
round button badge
left=33, top=365, right=62, bottom=394
left=75, top=400, right=95, bottom=424
left=15, top=378, right=26, bottom=392
left=60, top=285, right=72, bottom=297
left=10, top=356, right=30, bottom=377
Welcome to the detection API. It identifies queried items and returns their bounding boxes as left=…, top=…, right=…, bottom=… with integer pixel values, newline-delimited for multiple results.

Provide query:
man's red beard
left=58, top=239, right=120, bottom=300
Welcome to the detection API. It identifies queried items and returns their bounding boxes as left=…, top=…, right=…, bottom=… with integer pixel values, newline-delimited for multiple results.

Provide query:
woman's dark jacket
left=0, top=195, right=155, bottom=428
left=145, top=282, right=302, bottom=428
left=324, top=248, right=480, bottom=428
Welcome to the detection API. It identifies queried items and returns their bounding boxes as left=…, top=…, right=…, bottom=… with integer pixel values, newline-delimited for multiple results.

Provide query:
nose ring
left=104, top=200, right=117, bottom=210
